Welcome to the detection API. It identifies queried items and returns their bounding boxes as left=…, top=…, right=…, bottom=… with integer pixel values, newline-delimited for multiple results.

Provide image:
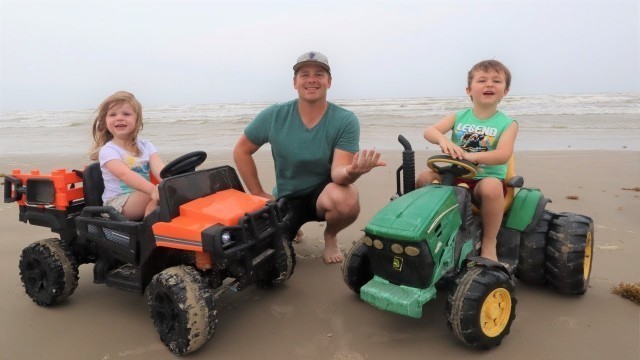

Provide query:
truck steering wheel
left=160, top=151, right=207, bottom=179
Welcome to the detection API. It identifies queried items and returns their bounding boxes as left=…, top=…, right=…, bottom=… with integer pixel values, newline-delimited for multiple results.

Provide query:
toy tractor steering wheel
left=427, top=155, right=478, bottom=182
left=160, top=151, right=207, bottom=179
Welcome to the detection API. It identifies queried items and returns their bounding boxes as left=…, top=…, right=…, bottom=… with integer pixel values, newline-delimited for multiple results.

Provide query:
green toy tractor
left=342, top=135, right=594, bottom=349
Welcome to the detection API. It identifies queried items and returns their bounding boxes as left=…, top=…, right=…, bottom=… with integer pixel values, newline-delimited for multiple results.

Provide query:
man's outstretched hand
left=347, top=149, right=387, bottom=179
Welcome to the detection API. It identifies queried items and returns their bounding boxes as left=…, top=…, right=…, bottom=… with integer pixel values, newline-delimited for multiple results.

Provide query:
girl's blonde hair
left=90, top=91, right=144, bottom=161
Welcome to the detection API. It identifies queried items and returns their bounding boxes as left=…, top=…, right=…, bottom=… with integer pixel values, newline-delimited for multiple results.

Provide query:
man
left=233, top=51, right=385, bottom=264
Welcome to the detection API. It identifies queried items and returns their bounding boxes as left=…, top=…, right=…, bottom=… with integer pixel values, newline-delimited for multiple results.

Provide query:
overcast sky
left=1, top=0, right=638, bottom=112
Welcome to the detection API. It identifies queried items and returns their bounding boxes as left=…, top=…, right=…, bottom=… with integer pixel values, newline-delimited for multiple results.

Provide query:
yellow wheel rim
left=480, top=288, right=512, bottom=337
left=583, top=231, right=593, bottom=280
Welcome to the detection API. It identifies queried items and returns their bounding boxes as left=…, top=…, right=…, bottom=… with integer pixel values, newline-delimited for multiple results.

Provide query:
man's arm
left=331, top=148, right=386, bottom=186
left=233, top=134, right=273, bottom=199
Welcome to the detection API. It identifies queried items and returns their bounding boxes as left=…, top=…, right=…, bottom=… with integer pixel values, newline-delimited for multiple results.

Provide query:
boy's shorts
left=456, top=178, right=507, bottom=206
left=104, top=193, right=132, bottom=213
left=281, top=179, right=331, bottom=241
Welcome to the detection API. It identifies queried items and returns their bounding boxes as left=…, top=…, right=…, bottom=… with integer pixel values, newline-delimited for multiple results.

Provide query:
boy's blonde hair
left=90, top=91, right=144, bottom=161
left=467, top=60, right=511, bottom=89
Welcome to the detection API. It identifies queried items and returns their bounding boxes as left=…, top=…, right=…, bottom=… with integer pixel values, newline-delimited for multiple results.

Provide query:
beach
left=0, top=149, right=638, bottom=360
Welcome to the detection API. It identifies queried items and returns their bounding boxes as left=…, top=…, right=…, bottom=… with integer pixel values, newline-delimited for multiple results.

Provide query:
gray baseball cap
left=293, top=51, right=330, bottom=73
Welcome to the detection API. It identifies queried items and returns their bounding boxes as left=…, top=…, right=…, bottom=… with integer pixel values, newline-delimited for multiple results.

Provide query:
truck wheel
left=545, top=212, right=594, bottom=295
left=515, top=210, right=553, bottom=285
left=342, top=236, right=373, bottom=294
left=257, top=235, right=296, bottom=288
left=446, top=266, right=516, bottom=349
left=147, top=265, right=217, bottom=355
left=19, top=238, right=79, bottom=306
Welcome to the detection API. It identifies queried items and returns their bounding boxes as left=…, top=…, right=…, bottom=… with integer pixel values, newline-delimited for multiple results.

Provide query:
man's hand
left=346, top=149, right=387, bottom=179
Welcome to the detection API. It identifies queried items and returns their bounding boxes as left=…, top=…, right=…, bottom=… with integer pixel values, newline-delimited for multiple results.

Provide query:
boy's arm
left=463, top=122, right=519, bottom=165
left=103, top=159, right=157, bottom=195
left=424, top=113, right=465, bottom=159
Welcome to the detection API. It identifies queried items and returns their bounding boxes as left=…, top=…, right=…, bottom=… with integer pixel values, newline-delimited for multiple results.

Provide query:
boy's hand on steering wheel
left=438, top=138, right=465, bottom=160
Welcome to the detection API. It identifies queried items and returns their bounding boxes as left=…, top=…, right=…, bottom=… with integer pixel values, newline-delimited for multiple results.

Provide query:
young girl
left=90, top=91, right=165, bottom=220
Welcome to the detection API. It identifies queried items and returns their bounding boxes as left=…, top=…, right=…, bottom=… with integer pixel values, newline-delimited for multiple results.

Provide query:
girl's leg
left=121, top=191, right=152, bottom=221
left=474, top=177, right=505, bottom=261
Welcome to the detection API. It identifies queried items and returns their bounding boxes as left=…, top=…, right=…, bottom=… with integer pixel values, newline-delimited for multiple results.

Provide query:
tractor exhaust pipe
left=396, top=135, right=415, bottom=196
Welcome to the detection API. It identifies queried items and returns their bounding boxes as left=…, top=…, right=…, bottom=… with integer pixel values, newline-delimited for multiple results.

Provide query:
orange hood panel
left=152, top=189, right=268, bottom=244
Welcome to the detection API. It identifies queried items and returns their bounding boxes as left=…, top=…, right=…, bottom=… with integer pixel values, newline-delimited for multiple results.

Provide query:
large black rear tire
left=446, top=265, right=516, bottom=349
left=342, top=237, right=373, bottom=294
left=515, top=210, right=553, bottom=285
left=147, top=265, right=217, bottom=355
left=19, top=238, right=79, bottom=306
left=545, top=213, right=594, bottom=295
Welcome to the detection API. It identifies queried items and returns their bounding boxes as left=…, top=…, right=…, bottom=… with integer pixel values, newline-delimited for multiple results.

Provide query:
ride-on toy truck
left=4, top=151, right=295, bottom=355
left=342, top=135, right=594, bottom=349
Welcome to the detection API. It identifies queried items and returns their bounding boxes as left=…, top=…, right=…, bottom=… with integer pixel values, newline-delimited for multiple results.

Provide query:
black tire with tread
left=342, top=237, right=373, bottom=294
left=19, top=238, right=79, bottom=306
left=257, top=235, right=296, bottom=288
left=515, top=210, right=553, bottom=285
left=146, top=265, right=217, bottom=355
left=446, top=265, right=516, bottom=349
left=544, top=212, right=594, bottom=295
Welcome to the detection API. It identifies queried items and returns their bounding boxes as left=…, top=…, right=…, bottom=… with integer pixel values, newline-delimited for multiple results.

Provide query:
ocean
left=1, top=92, right=638, bottom=155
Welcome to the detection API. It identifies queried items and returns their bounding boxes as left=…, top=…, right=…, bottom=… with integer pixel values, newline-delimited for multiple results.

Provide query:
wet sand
left=0, top=150, right=638, bottom=359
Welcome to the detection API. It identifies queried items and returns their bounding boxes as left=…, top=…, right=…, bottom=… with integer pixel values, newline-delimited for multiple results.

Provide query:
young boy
left=416, top=60, right=518, bottom=262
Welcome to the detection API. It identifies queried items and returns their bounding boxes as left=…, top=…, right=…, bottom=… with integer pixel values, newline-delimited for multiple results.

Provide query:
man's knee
left=320, top=183, right=360, bottom=218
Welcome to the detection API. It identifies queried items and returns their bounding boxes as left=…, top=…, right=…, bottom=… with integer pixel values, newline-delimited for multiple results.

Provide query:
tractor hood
left=365, top=185, right=460, bottom=242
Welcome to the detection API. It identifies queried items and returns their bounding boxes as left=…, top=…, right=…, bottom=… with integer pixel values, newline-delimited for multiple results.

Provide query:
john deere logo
left=392, top=256, right=403, bottom=271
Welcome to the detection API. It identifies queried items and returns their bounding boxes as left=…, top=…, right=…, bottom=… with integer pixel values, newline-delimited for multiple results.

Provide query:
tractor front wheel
left=19, top=238, right=79, bottom=306
left=342, top=236, right=373, bottom=294
left=446, top=265, right=516, bottom=349
left=147, top=265, right=217, bottom=355
left=545, top=212, right=594, bottom=295
left=257, top=235, right=296, bottom=288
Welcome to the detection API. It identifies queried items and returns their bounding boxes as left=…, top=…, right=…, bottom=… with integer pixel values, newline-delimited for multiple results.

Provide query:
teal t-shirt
left=245, top=99, right=360, bottom=197
left=452, top=108, right=516, bottom=179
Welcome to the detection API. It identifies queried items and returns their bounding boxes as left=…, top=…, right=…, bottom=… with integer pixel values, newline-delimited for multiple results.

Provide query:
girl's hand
left=438, top=138, right=465, bottom=160
left=150, top=185, right=160, bottom=204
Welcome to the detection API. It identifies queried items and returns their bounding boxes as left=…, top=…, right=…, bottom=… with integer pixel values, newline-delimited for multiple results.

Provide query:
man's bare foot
left=323, top=245, right=344, bottom=264
left=294, top=229, right=304, bottom=243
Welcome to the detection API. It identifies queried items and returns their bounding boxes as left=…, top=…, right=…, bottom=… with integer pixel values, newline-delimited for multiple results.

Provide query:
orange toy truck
left=4, top=151, right=294, bottom=355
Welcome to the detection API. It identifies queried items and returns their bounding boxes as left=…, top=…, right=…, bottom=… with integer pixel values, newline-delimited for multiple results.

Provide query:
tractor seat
left=82, top=162, right=105, bottom=207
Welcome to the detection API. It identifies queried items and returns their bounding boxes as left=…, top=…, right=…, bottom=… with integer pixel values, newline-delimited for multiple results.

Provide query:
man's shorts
left=281, top=179, right=331, bottom=241
left=104, top=193, right=132, bottom=213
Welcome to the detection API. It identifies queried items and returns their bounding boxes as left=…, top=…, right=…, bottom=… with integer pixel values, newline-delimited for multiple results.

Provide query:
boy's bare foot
left=480, top=248, right=498, bottom=262
left=294, top=229, right=304, bottom=243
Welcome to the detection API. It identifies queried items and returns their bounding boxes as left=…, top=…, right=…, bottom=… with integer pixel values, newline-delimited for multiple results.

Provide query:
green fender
left=505, top=188, right=549, bottom=231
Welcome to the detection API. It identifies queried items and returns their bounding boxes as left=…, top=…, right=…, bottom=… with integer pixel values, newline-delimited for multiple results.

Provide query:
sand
left=0, top=149, right=639, bottom=360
